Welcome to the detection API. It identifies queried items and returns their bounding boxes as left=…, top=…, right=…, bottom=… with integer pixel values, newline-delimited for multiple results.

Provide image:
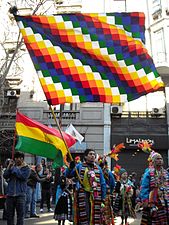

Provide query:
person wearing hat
left=140, top=151, right=169, bottom=225
left=113, top=168, right=136, bottom=225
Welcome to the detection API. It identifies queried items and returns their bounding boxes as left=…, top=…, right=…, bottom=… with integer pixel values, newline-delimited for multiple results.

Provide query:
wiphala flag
left=15, top=13, right=164, bottom=105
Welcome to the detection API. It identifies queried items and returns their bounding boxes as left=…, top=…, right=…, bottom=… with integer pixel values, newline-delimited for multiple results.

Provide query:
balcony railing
left=42, top=110, right=80, bottom=124
left=0, top=113, right=16, bottom=129
left=111, top=110, right=166, bottom=118
left=0, top=109, right=166, bottom=129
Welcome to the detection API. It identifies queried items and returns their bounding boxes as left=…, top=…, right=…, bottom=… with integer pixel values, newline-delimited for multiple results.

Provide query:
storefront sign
left=111, top=135, right=168, bottom=150
left=126, top=137, right=154, bottom=146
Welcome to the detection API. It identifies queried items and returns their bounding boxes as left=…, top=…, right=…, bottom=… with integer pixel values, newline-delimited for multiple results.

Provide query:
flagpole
left=59, top=104, right=64, bottom=127
left=12, top=125, right=17, bottom=160
left=49, top=105, right=83, bottom=185
left=12, top=109, right=18, bottom=159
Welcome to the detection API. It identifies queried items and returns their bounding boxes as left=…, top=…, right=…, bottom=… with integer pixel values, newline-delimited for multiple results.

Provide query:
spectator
left=40, top=168, right=53, bottom=213
left=52, top=167, right=61, bottom=204
left=25, top=164, right=47, bottom=218
left=0, top=164, right=8, bottom=220
left=3, top=151, right=30, bottom=225
left=41, top=158, right=47, bottom=175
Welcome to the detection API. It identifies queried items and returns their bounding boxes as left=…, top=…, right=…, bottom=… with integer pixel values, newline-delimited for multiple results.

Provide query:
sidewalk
left=0, top=208, right=142, bottom=225
left=24, top=212, right=142, bottom=225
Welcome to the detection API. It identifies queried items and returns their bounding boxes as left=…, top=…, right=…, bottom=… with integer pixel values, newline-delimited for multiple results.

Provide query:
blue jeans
left=25, top=186, right=36, bottom=216
left=6, top=195, right=26, bottom=225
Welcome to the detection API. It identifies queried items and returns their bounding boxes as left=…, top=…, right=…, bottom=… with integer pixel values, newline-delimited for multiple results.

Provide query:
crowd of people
left=0, top=148, right=169, bottom=225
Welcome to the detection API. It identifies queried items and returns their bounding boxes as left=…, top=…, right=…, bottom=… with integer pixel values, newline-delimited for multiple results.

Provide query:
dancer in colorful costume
left=113, top=168, right=136, bottom=225
left=54, top=175, right=73, bottom=225
left=65, top=148, right=106, bottom=225
left=97, top=155, right=115, bottom=224
left=140, top=151, right=169, bottom=225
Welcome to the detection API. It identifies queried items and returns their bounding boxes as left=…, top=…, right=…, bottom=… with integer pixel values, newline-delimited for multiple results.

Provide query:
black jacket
left=27, top=169, right=46, bottom=188
left=41, top=176, right=53, bottom=190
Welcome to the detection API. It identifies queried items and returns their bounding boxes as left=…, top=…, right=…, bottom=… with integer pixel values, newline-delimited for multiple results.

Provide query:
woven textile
left=76, top=163, right=102, bottom=225
left=141, top=167, right=169, bottom=225
left=15, top=13, right=164, bottom=105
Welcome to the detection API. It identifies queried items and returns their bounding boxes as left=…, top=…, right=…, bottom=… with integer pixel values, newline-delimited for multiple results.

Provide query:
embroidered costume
left=140, top=151, right=169, bottom=225
left=140, top=167, right=169, bottom=225
left=54, top=176, right=73, bottom=224
left=98, top=156, right=115, bottom=225
left=65, top=159, right=106, bottom=225
left=113, top=168, right=136, bottom=225
left=54, top=189, right=72, bottom=222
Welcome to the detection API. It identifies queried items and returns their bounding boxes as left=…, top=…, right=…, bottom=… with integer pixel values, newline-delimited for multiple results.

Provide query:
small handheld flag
left=65, top=124, right=84, bottom=143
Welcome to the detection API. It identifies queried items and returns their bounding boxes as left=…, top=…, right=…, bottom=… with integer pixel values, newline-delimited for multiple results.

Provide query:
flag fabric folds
left=65, top=124, right=84, bottom=144
left=15, top=13, right=164, bottom=105
left=15, top=112, right=76, bottom=167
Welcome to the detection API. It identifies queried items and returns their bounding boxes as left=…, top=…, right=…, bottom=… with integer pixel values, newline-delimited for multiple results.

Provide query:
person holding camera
left=3, top=151, right=30, bottom=225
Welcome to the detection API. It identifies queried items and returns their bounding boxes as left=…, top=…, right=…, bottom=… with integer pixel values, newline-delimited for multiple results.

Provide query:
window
left=154, top=29, right=166, bottom=63
left=152, top=0, right=162, bottom=15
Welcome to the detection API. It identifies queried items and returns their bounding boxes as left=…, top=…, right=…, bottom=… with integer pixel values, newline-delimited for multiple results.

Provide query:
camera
left=9, top=159, right=15, bottom=167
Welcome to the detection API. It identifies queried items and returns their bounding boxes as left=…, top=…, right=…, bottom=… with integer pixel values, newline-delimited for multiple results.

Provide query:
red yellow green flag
left=15, top=112, right=76, bottom=167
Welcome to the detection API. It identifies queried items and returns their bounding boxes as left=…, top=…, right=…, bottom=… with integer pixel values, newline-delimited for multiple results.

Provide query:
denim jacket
left=3, top=163, right=30, bottom=197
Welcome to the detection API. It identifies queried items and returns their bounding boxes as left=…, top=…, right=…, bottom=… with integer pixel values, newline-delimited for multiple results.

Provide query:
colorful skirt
left=54, top=191, right=73, bottom=221
left=141, top=204, right=168, bottom=225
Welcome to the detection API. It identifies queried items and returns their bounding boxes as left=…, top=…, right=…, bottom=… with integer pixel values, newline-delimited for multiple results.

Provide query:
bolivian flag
left=15, top=112, right=76, bottom=167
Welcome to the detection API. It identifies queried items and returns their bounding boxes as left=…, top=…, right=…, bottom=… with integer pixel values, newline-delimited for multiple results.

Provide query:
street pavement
left=0, top=208, right=142, bottom=225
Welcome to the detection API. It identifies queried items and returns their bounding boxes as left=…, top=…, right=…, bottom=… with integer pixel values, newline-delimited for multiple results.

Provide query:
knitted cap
left=150, top=151, right=162, bottom=163
left=119, top=168, right=127, bottom=176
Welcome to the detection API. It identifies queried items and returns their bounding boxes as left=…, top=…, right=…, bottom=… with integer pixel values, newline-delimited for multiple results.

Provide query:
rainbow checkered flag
left=15, top=13, right=164, bottom=105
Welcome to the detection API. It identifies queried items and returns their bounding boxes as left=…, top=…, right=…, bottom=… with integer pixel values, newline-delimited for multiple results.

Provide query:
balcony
left=41, top=109, right=80, bottom=126
left=0, top=113, right=16, bottom=129
left=0, top=109, right=80, bottom=129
